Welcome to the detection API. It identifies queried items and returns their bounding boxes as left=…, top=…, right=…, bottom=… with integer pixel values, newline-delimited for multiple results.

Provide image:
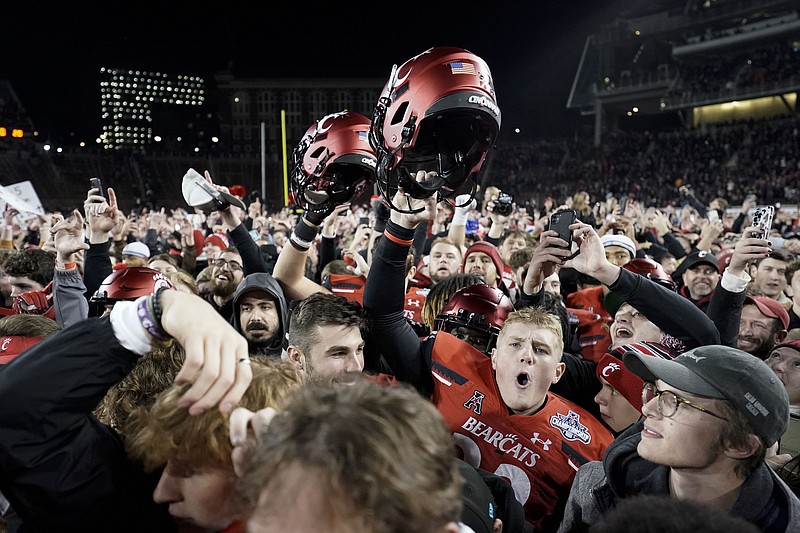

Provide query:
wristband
left=290, top=219, right=319, bottom=251
left=152, top=285, right=170, bottom=327
left=382, top=229, right=414, bottom=247
left=137, top=296, right=170, bottom=341
left=450, top=209, right=468, bottom=226
left=55, top=260, right=77, bottom=271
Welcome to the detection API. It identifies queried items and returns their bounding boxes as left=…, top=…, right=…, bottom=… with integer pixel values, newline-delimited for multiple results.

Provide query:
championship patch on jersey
left=549, top=410, right=591, bottom=445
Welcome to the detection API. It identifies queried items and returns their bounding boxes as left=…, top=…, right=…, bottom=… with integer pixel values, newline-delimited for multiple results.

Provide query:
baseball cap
left=716, top=248, right=734, bottom=272
left=680, top=250, right=719, bottom=273
left=600, top=234, right=636, bottom=257
left=0, top=336, right=44, bottom=365
left=457, top=460, right=496, bottom=533
left=624, top=345, right=789, bottom=446
left=597, top=342, right=678, bottom=411
left=770, top=340, right=800, bottom=357
left=182, top=168, right=247, bottom=214
left=122, top=241, right=150, bottom=259
left=745, top=295, right=790, bottom=330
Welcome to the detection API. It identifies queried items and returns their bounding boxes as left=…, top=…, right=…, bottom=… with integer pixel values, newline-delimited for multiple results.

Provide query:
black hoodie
left=230, top=272, right=289, bottom=359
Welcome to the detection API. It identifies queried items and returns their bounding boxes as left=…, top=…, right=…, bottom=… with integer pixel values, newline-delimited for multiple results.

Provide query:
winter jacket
left=558, top=420, right=800, bottom=533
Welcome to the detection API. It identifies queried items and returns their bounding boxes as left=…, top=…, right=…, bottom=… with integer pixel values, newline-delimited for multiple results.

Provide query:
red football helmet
left=434, top=282, right=514, bottom=355
left=624, top=258, right=676, bottom=291
left=90, top=267, right=175, bottom=314
left=290, top=111, right=377, bottom=218
left=369, top=47, right=501, bottom=212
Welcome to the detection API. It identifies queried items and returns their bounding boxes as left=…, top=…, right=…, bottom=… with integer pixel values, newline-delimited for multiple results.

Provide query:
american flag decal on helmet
left=449, top=61, right=476, bottom=75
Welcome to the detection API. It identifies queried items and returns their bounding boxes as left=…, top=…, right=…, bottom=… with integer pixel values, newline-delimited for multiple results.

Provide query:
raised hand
left=158, top=290, right=252, bottom=415
left=51, top=210, right=90, bottom=261
left=388, top=170, right=438, bottom=230
left=84, top=186, right=119, bottom=240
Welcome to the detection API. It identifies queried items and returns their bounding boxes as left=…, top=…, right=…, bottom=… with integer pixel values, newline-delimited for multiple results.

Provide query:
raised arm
left=363, top=171, right=438, bottom=391
left=565, top=221, right=719, bottom=348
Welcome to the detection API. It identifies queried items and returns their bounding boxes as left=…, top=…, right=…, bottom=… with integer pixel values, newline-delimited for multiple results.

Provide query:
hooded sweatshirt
left=230, top=272, right=288, bottom=359
left=557, top=420, right=800, bottom=533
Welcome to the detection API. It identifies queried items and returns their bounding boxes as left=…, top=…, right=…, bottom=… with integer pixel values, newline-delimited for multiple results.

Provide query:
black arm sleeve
left=228, top=223, right=267, bottom=275
left=662, top=232, right=688, bottom=260
left=317, top=235, right=337, bottom=283
left=411, top=223, right=429, bottom=263
left=608, top=268, right=721, bottom=348
left=363, top=222, right=434, bottom=394
left=731, top=212, right=747, bottom=234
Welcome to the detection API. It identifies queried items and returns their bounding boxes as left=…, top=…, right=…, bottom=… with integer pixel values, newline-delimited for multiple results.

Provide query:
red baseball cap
left=745, top=295, right=790, bottom=330
left=0, top=336, right=44, bottom=365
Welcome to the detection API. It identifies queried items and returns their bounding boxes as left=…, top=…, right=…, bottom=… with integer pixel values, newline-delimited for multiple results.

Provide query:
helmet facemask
left=435, top=310, right=500, bottom=355
left=290, top=112, right=377, bottom=219
left=433, top=283, right=513, bottom=356
left=369, top=48, right=500, bottom=214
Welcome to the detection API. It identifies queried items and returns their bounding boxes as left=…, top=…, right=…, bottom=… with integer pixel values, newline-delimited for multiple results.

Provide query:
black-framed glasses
left=641, top=382, right=728, bottom=421
left=213, top=259, right=243, bottom=272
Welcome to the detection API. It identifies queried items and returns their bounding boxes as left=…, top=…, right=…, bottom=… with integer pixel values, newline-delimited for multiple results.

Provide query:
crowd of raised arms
left=0, top=46, right=799, bottom=533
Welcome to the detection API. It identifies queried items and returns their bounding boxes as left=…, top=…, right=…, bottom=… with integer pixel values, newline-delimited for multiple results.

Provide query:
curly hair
left=94, top=340, right=184, bottom=432
left=3, top=248, right=55, bottom=287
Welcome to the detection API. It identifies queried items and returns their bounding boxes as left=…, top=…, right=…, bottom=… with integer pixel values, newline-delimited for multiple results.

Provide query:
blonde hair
left=124, top=360, right=303, bottom=472
left=501, top=306, right=564, bottom=356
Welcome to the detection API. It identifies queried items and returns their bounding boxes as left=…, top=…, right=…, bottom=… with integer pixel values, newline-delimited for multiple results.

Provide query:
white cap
left=122, top=241, right=150, bottom=259
left=600, top=234, right=636, bottom=257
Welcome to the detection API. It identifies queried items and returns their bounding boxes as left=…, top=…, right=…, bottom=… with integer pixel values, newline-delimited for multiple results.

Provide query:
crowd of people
left=1, top=45, right=800, bottom=533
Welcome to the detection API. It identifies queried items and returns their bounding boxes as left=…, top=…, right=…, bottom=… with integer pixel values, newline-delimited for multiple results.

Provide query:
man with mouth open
left=558, top=345, right=800, bottom=532
left=363, top=172, right=613, bottom=532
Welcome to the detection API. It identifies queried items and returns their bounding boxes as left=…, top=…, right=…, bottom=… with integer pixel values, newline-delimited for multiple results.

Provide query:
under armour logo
left=532, top=432, right=551, bottom=451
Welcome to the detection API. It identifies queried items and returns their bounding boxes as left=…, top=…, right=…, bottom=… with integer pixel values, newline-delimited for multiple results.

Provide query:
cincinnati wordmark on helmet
left=369, top=47, right=501, bottom=213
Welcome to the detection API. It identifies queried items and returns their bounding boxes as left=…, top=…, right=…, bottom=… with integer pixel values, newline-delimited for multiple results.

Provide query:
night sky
left=4, top=2, right=641, bottom=143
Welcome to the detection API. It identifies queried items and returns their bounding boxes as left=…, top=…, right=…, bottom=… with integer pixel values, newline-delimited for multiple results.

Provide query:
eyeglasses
left=213, top=259, right=243, bottom=272
left=641, top=382, right=728, bottom=421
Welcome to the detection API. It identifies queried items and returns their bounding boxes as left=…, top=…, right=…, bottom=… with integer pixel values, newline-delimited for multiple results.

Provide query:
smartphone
left=707, top=210, right=719, bottom=222
left=547, top=209, right=577, bottom=247
left=751, top=205, right=774, bottom=239
left=359, top=216, right=370, bottom=227
left=89, top=177, right=107, bottom=200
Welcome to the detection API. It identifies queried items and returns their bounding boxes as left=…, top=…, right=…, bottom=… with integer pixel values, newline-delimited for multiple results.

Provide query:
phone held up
left=547, top=209, right=578, bottom=248
left=750, top=205, right=775, bottom=239
left=89, top=177, right=107, bottom=201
